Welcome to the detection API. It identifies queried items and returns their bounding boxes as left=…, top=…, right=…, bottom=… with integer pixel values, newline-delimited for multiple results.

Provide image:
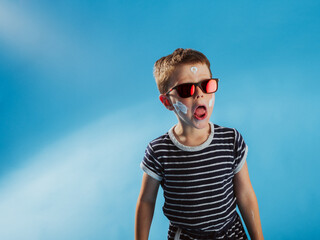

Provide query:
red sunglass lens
left=204, top=79, right=217, bottom=93
left=176, top=83, right=194, bottom=98
left=190, top=85, right=195, bottom=96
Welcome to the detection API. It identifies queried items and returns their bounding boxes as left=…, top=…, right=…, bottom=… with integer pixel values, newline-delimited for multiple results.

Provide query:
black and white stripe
left=141, top=123, right=248, bottom=233
left=167, top=213, right=248, bottom=240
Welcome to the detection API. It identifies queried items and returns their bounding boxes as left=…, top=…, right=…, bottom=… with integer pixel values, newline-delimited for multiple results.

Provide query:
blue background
left=0, top=0, right=319, bottom=239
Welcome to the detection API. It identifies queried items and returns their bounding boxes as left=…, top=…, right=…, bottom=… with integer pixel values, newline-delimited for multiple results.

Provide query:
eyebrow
left=176, top=75, right=211, bottom=84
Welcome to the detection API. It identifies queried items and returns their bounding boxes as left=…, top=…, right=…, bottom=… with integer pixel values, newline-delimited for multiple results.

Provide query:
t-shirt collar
left=168, top=122, right=214, bottom=152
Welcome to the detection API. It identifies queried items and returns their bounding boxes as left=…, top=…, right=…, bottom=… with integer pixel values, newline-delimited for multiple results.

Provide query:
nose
left=194, top=85, right=204, bottom=99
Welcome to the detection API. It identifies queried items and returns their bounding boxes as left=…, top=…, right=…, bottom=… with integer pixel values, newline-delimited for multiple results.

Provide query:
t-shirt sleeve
left=233, top=129, right=248, bottom=174
left=140, top=143, right=163, bottom=181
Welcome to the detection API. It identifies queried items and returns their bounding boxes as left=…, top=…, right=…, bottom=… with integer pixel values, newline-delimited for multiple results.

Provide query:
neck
left=173, top=122, right=211, bottom=147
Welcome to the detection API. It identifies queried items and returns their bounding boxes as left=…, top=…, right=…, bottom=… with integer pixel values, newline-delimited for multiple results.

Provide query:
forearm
left=135, top=199, right=156, bottom=240
left=237, top=192, right=264, bottom=240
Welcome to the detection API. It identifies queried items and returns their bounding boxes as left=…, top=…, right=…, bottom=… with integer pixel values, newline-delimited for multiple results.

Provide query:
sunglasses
left=166, top=78, right=219, bottom=98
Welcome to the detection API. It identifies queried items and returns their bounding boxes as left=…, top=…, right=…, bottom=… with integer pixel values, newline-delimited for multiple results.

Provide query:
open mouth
left=193, top=105, right=207, bottom=120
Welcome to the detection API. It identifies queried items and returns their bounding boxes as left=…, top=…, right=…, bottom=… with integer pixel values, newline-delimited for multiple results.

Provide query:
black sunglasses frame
left=166, top=78, right=219, bottom=98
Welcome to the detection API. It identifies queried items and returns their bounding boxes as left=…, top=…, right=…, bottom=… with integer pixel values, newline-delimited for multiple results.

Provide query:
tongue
left=195, top=107, right=206, bottom=117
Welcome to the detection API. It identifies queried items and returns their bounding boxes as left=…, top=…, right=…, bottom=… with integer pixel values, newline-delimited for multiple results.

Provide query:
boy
left=135, top=48, right=264, bottom=240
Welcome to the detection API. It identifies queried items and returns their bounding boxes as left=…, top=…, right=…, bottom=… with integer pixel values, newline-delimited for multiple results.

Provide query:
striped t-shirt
left=140, top=123, right=248, bottom=233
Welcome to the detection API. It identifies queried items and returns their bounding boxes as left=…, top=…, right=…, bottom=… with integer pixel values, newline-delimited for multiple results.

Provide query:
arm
left=234, top=161, right=264, bottom=240
left=135, top=173, right=160, bottom=240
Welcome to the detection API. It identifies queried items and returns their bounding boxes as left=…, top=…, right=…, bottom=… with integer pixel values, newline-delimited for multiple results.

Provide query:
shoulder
left=213, top=123, right=244, bottom=137
left=149, top=132, right=171, bottom=147
left=147, top=131, right=175, bottom=154
left=213, top=123, right=235, bottom=134
left=213, top=123, right=238, bottom=139
left=212, top=124, right=247, bottom=149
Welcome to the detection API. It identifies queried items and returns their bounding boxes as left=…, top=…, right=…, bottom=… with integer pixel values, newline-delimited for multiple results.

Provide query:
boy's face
left=160, top=63, right=215, bottom=130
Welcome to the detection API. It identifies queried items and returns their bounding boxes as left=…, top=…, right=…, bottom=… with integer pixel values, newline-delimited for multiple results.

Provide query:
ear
left=159, top=94, right=174, bottom=111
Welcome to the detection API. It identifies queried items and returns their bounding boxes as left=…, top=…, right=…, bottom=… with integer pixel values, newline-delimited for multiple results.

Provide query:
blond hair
left=153, top=48, right=212, bottom=94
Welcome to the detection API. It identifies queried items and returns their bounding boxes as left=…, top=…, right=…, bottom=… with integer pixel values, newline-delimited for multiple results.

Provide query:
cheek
left=173, top=101, right=188, bottom=114
left=209, top=94, right=215, bottom=107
